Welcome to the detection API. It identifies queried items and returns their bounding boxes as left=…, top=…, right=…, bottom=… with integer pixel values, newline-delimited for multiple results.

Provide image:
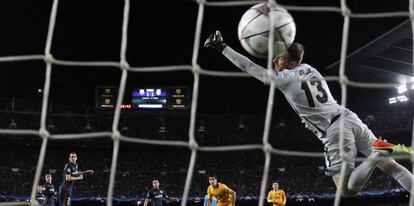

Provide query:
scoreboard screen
left=131, top=88, right=167, bottom=109
left=96, top=86, right=190, bottom=110
left=168, top=87, right=189, bottom=110
left=96, top=86, right=117, bottom=109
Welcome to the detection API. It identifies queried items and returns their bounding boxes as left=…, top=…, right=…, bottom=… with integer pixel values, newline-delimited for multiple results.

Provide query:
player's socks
left=349, top=149, right=414, bottom=194
left=372, top=139, right=412, bottom=155
left=386, top=164, right=413, bottom=192
left=348, top=151, right=382, bottom=193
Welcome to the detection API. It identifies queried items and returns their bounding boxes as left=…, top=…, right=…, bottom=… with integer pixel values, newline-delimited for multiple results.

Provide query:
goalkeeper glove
left=204, top=30, right=227, bottom=52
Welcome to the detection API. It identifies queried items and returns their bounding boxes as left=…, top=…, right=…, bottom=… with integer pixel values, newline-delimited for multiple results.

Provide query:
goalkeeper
left=204, top=30, right=413, bottom=197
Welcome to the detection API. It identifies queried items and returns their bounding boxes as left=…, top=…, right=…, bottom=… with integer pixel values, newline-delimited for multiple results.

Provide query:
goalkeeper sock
left=386, top=164, right=413, bottom=192
left=348, top=151, right=382, bottom=193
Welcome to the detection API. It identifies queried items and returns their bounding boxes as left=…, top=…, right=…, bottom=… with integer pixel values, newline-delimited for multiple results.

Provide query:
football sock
left=348, top=151, right=381, bottom=193
left=386, top=164, right=413, bottom=193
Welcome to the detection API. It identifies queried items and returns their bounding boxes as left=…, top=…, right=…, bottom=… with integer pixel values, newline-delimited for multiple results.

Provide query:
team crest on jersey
left=160, top=190, right=163, bottom=194
left=67, top=168, right=71, bottom=173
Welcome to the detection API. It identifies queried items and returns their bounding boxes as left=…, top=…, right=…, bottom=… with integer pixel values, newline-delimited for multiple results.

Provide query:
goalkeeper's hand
left=204, top=30, right=227, bottom=52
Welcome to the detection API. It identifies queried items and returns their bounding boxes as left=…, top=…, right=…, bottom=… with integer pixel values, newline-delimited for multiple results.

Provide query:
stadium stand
left=0, top=97, right=411, bottom=204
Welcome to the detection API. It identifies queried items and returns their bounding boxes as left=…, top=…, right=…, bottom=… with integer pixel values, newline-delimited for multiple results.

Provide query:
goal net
left=0, top=1, right=412, bottom=206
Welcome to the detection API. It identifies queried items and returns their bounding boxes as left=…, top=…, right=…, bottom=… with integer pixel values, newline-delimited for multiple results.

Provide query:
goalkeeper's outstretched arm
left=204, top=30, right=269, bottom=84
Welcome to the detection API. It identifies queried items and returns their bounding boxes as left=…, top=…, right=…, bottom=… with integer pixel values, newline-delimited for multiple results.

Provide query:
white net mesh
left=0, top=0, right=413, bottom=206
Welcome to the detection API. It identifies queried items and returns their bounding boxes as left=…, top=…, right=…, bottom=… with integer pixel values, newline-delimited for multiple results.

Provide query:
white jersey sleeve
left=222, top=46, right=344, bottom=138
left=222, top=46, right=269, bottom=83
left=222, top=46, right=290, bottom=88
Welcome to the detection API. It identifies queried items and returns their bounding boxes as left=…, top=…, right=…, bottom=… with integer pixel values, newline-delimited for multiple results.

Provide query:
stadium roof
left=327, top=20, right=413, bottom=84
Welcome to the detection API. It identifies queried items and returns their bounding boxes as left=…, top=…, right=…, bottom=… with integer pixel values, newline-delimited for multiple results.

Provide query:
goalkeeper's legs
left=332, top=175, right=358, bottom=197
left=332, top=150, right=413, bottom=197
left=377, top=157, right=413, bottom=192
left=345, top=145, right=413, bottom=195
left=325, top=111, right=413, bottom=196
left=329, top=151, right=380, bottom=198
left=347, top=151, right=383, bottom=195
left=347, top=151, right=414, bottom=195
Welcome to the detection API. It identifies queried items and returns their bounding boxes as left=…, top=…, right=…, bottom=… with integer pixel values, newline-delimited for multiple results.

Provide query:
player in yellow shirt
left=267, top=182, right=286, bottom=206
left=207, top=175, right=236, bottom=206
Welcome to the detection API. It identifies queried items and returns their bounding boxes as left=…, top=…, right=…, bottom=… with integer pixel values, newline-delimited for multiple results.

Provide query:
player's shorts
left=58, top=184, right=73, bottom=206
left=322, top=110, right=377, bottom=176
left=45, top=197, right=55, bottom=206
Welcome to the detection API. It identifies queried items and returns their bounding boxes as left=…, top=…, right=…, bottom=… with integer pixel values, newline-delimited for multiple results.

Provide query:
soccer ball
left=238, top=3, right=296, bottom=59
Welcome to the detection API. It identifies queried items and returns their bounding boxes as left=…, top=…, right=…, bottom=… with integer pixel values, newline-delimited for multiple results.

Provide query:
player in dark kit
left=43, top=174, right=57, bottom=206
left=35, top=185, right=46, bottom=205
left=141, top=179, right=178, bottom=206
left=58, top=152, right=94, bottom=206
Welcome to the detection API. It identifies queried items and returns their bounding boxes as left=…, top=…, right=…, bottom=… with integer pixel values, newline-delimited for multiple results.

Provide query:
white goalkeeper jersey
left=222, top=46, right=345, bottom=138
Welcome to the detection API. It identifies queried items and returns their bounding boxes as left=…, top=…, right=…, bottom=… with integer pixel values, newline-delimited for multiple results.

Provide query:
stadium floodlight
left=388, top=97, right=397, bottom=104
left=397, top=95, right=408, bottom=102
left=397, top=83, right=407, bottom=94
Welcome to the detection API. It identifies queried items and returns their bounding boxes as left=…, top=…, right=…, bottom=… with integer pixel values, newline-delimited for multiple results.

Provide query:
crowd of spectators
left=363, top=111, right=413, bottom=135
left=1, top=142, right=408, bottom=198
left=0, top=97, right=412, bottom=200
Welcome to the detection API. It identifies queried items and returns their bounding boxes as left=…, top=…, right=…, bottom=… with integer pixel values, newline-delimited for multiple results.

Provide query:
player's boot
left=372, top=139, right=412, bottom=155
